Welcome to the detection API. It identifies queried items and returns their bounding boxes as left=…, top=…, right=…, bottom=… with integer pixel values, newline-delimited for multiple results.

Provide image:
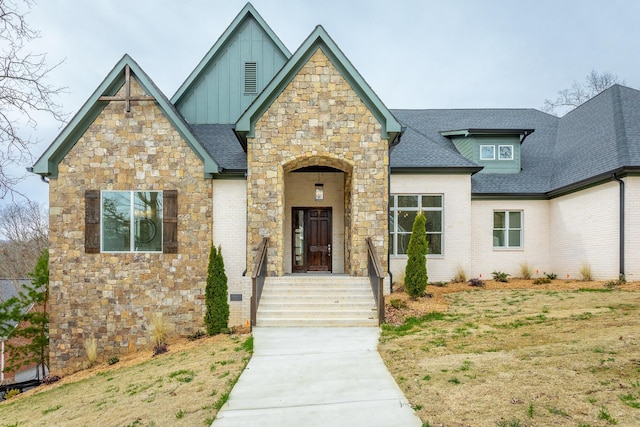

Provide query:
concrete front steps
left=256, top=275, right=379, bottom=327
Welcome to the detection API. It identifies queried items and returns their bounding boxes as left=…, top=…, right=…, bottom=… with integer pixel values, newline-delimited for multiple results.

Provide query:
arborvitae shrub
left=205, top=244, right=229, bottom=335
left=404, top=212, right=428, bottom=299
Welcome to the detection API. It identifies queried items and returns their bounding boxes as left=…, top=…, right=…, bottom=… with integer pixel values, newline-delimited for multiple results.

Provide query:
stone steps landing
left=256, top=275, right=378, bottom=327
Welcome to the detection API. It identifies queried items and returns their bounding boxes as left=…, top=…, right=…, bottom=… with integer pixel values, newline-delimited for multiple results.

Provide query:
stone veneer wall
left=247, top=49, right=388, bottom=276
left=48, top=77, right=212, bottom=374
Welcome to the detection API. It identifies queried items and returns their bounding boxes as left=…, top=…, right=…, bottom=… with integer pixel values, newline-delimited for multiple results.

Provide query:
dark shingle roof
left=391, top=108, right=559, bottom=194
left=190, top=124, right=247, bottom=172
left=549, top=85, right=640, bottom=192
left=186, top=85, right=640, bottom=196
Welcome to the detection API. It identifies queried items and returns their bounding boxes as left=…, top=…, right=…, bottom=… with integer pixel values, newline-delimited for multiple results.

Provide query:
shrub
left=187, top=330, right=206, bottom=341
left=107, top=356, right=119, bottom=365
left=519, top=263, right=532, bottom=280
left=544, top=272, right=557, bottom=280
left=468, top=278, right=484, bottom=287
left=604, top=279, right=624, bottom=289
left=580, top=263, right=593, bottom=281
left=84, top=337, right=98, bottom=366
left=152, top=343, right=168, bottom=356
left=452, top=265, right=467, bottom=283
left=4, top=388, right=20, bottom=399
left=430, top=281, right=448, bottom=287
left=404, top=212, right=428, bottom=299
left=492, top=271, right=510, bottom=282
left=205, top=244, right=230, bottom=335
left=389, top=298, right=407, bottom=310
left=533, top=277, right=551, bottom=285
left=150, top=313, right=168, bottom=352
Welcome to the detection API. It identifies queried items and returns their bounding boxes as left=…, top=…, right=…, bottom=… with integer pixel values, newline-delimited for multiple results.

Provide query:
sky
left=5, top=0, right=640, bottom=208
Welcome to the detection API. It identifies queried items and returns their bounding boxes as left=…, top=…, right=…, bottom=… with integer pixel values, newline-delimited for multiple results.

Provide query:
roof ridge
left=611, top=85, right=630, bottom=166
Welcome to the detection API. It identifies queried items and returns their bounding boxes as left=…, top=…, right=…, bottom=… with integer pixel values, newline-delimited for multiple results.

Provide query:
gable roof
left=391, top=108, right=560, bottom=195
left=235, top=25, right=403, bottom=142
left=171, top=3, right=291, bottom=107
left=391, top=85, right=640, bottom=197
left=32, top=55, right=219, bottom=178
left=548, top=84, right=640, bottom=195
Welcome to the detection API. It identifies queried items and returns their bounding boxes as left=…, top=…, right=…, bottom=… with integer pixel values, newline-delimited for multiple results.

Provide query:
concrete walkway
left=212, top=327, right=422, bottom=427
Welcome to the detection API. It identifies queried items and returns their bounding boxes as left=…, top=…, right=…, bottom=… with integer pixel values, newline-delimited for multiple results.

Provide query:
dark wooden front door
left=292, top=208, right=332, bottom=272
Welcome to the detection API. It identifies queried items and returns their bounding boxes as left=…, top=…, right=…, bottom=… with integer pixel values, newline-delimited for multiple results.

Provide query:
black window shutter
left=85, top=190, right=100, bottom=253
left=163, top=190, right=178, bottom=253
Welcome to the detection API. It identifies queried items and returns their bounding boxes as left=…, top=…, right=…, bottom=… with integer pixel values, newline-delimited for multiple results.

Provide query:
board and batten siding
left=451, top=135, right=520, bottom=174
left=175, top=17, right=288, bottom=124
left=473, top=136, right=520, bottom=174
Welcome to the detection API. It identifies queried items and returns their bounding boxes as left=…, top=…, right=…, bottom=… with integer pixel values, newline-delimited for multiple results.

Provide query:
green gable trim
left=235, top=25, right=402, bottom=142
left=391, top=166, right=483, bottom=175
left=32, top=54, right=218, bottom=178
left=441, top=128, right=535, bottom=140
left=171, top=3, right=291, bottom=106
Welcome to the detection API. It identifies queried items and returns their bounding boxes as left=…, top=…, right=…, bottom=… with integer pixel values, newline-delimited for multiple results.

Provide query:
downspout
left=387, top=130, right=404, bottom=292
left=387, top=158, right=393, bottom=293
left=611, top=173, right=625, bottom=280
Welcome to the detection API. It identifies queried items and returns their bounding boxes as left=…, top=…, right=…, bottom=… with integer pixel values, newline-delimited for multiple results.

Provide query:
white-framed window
left=493, top=210, right=522, bottom=248
left=498, top=145, right=514, bottom=160
left=480, top=145, right=495, bottom=160
left=101, top=191, right=163, bottom=252
left=389, top=194, right=443, bottom=256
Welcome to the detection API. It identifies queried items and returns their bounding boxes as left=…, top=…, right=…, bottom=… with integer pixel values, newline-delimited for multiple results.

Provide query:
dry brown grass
left=1, top=333, right=252, bottom=426
left=381, top=279, right=640, bottom=426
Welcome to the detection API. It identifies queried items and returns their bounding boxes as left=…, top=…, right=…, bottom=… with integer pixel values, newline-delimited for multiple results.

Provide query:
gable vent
left=244, top=62, right=257, bottom=94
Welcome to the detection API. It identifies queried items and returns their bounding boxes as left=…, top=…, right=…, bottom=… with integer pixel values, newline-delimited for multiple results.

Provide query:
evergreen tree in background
left=6, top=249, right=50, bottom=379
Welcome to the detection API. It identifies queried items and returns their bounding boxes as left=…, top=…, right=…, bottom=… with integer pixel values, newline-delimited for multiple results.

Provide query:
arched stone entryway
left=245, top=48, right=390, bottom=278
left=283, top=156, right=353, bottom=274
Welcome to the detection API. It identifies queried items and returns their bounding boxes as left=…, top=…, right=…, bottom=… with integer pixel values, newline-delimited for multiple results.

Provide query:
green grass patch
left=168, top=369, right=195, bottom=383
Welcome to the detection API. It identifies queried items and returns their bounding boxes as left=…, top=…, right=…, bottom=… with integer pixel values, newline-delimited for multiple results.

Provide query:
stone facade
left=48, top=77, right=212, bottom=374
left=246, top=49, right=389, bottom=276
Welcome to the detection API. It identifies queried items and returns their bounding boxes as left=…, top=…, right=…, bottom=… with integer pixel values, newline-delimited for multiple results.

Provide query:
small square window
left=480, top=145, right=495, bottom=160
left=493, top=210, right=522, bottom=249
left=498, top=145, right=514, bottom=160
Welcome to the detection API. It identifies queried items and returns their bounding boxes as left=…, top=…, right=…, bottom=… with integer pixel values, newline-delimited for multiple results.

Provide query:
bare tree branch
left=0, top=199, right=48, bottom=279
left=542, top=70, right=624, bottom=116
left=0, top=0, right=66, bottom=200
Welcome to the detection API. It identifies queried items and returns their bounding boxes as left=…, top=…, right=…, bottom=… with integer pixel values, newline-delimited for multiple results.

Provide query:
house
left=0, top=279, right=46, bottom=384
left=32, top=3, right=640, bottom=374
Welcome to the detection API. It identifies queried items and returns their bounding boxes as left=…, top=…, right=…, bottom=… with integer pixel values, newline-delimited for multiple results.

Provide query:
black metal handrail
left=366, top=237, right=385, bottom=325
left=250, top=237, right=268, bottom=328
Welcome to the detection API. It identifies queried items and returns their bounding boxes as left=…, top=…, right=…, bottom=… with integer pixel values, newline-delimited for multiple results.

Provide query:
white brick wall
left=550, top=181, right=620, bottom=280
left=389, top=174, right=473, bottom=283
left=471, top=199, right=550, bottom=279
left=212, top=179, right=247, bottom=326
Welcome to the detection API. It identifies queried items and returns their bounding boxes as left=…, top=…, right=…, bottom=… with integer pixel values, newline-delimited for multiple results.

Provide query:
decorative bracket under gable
left=98, top=64, right=155, bottom=112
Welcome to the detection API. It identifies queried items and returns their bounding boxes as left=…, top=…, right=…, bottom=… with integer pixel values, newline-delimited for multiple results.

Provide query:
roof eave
left=235, top=25, right=402, bottom=141
left=32, top=55, right=219, bottom=178
left=391, top=166, right=483, bottom=175
left=171, top=3, right=291, bottom=105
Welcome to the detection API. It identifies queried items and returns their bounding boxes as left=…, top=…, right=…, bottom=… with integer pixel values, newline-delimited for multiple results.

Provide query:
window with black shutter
left=84, top=190, right=177, bottom=253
